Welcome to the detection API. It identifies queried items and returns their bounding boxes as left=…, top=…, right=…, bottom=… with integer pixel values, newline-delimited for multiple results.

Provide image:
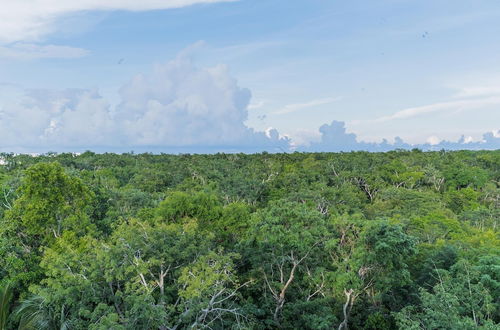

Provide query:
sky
left=0, top=0, right=499, bottom=153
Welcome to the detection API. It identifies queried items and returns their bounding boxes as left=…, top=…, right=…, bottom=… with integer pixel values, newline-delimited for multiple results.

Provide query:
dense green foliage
left=0, top=150, right=498, bottom=329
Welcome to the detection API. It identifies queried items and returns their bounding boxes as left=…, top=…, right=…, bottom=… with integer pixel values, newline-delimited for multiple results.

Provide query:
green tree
left=329, top=219, right=416, bottom=330
left=395, top=260, right=498, bottom=329
left=177, top=251, right=251, bottom=329
left=3, top=162, right=94, bottom=242
left=0, top=282, right=13, bottom=330
left=0, top=162, right=94, bottom=291
left=245, top=201, right=334, bottom=327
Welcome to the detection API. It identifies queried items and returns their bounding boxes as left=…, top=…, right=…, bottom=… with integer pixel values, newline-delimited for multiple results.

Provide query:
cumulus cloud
left=0, top=54, right=289, bottom=153
left=0, top=47, right=497, bottom=153
left=300, top=121, right=500, bottom=152
left=301, top=121, right=401, bottom=152
left=0, top=0, right=235, bottom=43
left=115, top=55, right=289, bottom=150
left=0, top=89, right=114, bottom=149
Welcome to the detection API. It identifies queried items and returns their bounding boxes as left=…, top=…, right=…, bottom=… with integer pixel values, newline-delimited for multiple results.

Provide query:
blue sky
left=0, top=0, right=499, bottom=152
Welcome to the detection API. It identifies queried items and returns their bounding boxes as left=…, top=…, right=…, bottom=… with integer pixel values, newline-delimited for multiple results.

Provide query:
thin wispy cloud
left=0, top=0, right=236, bottom=43
left=374, top=96, right=500, bottom=123
left=453, top=86, right=500, bottom=98
left=271, top=97, right=341, bottom=115
left=211, top=41, right=286, bottom=60
left=248, top=100, right=266, bottom=110
left=385, top=9, right=500, bottom=42
left=0, top=43, right=89, bottom=60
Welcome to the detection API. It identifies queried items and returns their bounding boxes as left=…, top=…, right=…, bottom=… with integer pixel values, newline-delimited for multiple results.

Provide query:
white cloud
left=116, top=57, right=256, bottom=146
left=426, top=135, right=441, bottom=145
left=0, top=0, right=235, bottom=43
left=0, top=52, right=289, bottom=152
left=453, top=86, right=500, bottom=98
left=0, top=43, right=89, bottom=59
left=0, top=89, right=114, bottom=147
left=299, top=120, right=499, bottom=152
left=210, top=41, right=286, bottom=61
left=248, top=100, right=265, bottom=110
left=285, top=129, right=321, bottom=148
left=463, top=136, right=474, bottom=143
left=375, top=96, right=500, bottom=122
left=271, top=97, right=340, bottom=115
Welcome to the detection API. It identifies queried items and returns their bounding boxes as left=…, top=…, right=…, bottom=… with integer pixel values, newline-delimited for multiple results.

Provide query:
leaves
left=0, top=150, right=498, bottom=329
left=0, top=282, right=13, bottom=330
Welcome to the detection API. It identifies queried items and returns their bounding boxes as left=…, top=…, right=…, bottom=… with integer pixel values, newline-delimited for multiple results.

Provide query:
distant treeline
left=0, top=150, right=499, bottom=329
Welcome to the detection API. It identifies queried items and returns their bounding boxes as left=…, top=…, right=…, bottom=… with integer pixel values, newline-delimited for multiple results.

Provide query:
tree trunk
left=273, top=261, right=298, bottom=327
left=338, top=289, right=354, bottom=330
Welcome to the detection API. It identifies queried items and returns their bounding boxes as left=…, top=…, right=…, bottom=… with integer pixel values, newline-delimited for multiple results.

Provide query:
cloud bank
left=300, top=121, right=499, bottom=152
left=0, top=54, right=289, bottom=153
left=0, top=49, right=497, bottom=154
left=1, top=73, right=497, bottom=153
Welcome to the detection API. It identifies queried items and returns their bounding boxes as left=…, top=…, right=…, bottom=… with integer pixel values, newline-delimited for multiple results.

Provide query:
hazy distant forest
left=0, top=150, right=498, bottom=329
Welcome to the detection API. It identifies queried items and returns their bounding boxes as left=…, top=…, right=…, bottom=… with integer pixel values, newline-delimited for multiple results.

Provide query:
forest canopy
left=0, top=150, right=499, bottom=329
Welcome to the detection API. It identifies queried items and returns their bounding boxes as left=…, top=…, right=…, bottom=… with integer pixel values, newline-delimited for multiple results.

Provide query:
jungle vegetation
left=0, top=150, right=498, bottom=329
